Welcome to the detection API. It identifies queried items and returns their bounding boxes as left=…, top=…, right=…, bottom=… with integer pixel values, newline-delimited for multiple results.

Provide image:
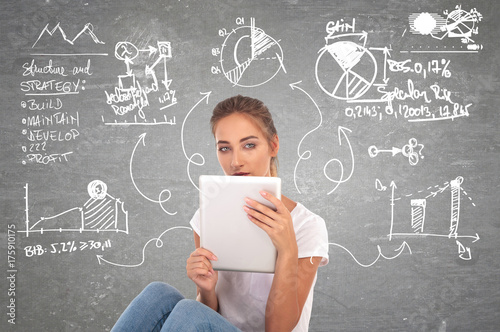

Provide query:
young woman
left=111, top=95, right=329, bottom=332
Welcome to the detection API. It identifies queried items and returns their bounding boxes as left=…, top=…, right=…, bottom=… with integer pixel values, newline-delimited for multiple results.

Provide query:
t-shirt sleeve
left=295, top=206, right=329, bottom=266
left=189, top=209, right=201, bottom=236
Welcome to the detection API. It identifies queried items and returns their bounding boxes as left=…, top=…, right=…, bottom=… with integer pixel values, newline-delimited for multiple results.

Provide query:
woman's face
left=214, top=113, right=278, bottom=177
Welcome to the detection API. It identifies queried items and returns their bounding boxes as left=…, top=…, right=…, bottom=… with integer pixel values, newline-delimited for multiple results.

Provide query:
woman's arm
left=266, top=256, right=322, bottom=331
left=186, top=232, right=219, bottom=312
left=244, top=193, right=322, bottom=331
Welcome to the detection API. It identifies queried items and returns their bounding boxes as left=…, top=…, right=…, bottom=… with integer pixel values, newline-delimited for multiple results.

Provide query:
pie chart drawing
left=220, top=20, right=285, bottom=87
left=315, top=41, right=377, bottom=100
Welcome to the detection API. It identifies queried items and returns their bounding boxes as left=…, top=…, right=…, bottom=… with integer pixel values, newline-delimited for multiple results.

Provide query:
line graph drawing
left=217, top=17, right=286, bottom=87
left=19, top=181, right=128, bottom=236
left=32, top=22, right=106, bottom=48
left=31, top=22, right=108, bottom=57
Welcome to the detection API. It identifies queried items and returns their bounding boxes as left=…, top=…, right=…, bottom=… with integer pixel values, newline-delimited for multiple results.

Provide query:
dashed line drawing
left=19, top=181, right=128, bottom=236
left=181, top=92, right=212, bottom=191
left=368, top=138, right=424, bottom=166
left=32, top=22, right=105, bottom=49
left=218, top=17, right=286, bottom=87
left=96, top=226, right=192, bottom=267
left=130, top=133, right=177, bottom=215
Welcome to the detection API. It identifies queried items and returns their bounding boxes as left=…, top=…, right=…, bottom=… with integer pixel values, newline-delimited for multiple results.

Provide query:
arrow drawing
left=130, top=133, right=177, bottom=215
left=97, top=226, right=192, bottom=267
left=330, top=241, right=412, bottom=268
left=323, top=126, right=354, bottom=195
left=181, top=92, right=212, bottom=191
left=289, top=81, right=323, bottom=194
left=369, top=138, right=424, bottom=166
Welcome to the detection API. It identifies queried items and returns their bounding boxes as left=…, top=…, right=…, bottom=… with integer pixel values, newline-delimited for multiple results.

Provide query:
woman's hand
left=186, top=247, right=218, bottom=293
left=243, top=191, right=298, bottom=256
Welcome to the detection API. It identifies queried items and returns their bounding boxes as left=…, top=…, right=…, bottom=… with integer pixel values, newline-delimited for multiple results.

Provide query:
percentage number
left=429, top=59, right=451, bottom=78
left=24, top=240, right=112, bottom=257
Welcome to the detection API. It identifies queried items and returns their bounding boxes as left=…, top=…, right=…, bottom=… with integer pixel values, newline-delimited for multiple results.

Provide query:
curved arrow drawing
left=323, top=126, right=354, bottom=195
left=97, top=226, right=192, bottom=267
left=330, top=241, right=412, bottom=268
left=181, top=92, right=211, bottom=191
left=289, top=81, right=323, bottom=194
left=130, top=133, right=177, bottom=215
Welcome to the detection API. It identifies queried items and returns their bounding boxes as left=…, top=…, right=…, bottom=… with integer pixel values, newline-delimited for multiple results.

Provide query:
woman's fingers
left=187, top=248, right=217, bottom=277
left=243, top=205, right=273, bottom=228
left=192, top=247, right=218, bottom=261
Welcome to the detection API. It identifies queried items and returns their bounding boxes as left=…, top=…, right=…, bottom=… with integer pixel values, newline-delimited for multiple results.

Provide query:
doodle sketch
left=215, top=17, right=286, bottom=87
left=20, top=181, right=129, bottom=236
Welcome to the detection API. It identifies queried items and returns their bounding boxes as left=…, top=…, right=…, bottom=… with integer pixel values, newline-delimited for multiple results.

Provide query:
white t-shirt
left=189, top=202, right=329, bottom=332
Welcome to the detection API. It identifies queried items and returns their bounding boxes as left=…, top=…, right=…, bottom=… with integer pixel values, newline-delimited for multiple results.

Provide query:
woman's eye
left=219, top=146, right=230, bottom=152
left=244, top=143, right=255, bottom=149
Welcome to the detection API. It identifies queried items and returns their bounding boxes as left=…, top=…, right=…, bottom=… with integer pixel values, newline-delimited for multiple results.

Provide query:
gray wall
left=1, top=0, right=499, bottom=331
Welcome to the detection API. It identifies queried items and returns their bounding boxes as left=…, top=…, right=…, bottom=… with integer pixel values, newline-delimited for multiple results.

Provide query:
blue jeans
left=111, top=282, right=241, bottom=332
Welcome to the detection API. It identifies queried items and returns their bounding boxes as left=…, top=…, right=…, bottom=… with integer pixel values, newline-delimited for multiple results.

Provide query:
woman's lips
left=233, top=172, right=250, bottom=176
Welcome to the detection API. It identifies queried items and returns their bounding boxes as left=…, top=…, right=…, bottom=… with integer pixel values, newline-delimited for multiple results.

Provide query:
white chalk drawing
left=382, top=176, right=478, bottom=260
left=316, top=16, right=475, bottom=123
left=24, top=239, right=112, bottom=258
left=315, top=19, right=401, bottom=110
left=315, top=28, right=377, bottom=100
left=96, top=226, right=192, bottom=267
left=130, top=134, right=177, bottom=215
left=181, top=92, right=212, bottom=191
left=329, top=241, right=412, bottom=268
left=323, top=126, right=354, bottom=195
left=213, top=17, right=286, bottom=87
left=19, top=181, right=128, bottom=236
left=408, top=5, right=483, bottom=52
left=368, top=138, right=424, bottom=166
left=289, top=81, right=354, bottom=195
left=103, top=41, right=177, bottom=126
left=31, top=22, right=108, bottom=56
left=32, top=22, right=105, bottom=48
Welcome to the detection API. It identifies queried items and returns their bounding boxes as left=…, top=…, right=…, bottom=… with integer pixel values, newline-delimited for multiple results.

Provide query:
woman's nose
left=231, top=150, right=242, bottom=167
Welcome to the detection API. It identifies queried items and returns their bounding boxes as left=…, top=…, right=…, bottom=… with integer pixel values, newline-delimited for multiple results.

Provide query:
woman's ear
left=270, top=134, right=280, bottom=157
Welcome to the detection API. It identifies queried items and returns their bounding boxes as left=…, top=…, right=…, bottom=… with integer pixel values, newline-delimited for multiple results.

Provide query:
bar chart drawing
left=389, top=176, right=478, bottom=260
left=410, top=199, right=426, bottom=233
left=20, top=180, right=129, bottom=236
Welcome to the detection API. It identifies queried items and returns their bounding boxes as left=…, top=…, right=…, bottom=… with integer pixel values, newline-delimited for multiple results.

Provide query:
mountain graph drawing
left=32, top=22, right=105, bottom=48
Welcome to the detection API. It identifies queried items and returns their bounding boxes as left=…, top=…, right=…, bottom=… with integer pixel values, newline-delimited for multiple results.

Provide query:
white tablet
left=199, top=175, right=281, bottom=273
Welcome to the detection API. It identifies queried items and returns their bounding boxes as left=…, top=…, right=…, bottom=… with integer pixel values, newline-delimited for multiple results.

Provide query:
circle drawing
left=315, top=41, right=377, bottom=100
left=87, top=180, right=108, bottom=200
left=220, top=23, right=284, bottom=87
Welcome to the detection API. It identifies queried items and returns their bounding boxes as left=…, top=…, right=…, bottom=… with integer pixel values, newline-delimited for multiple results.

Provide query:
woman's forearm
left=265, top=250, right=300, bottom=331
left=197, top=287, right=219, bottom=312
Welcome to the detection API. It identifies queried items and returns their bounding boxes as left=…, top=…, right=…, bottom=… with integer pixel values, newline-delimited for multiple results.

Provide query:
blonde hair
left=210, top=95, right=279, bottom=177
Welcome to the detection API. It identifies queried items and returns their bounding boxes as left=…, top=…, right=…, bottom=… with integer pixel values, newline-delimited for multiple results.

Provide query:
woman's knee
left=142, top=282, right=183, bottom=301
